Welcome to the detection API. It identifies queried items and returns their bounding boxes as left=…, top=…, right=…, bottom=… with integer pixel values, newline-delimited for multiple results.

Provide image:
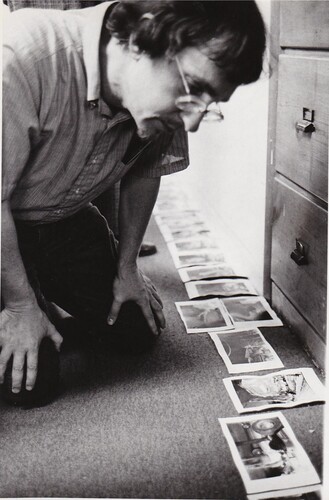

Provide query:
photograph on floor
left=219, top=412, right=321, bottom=495
left=155, top=210, right=204, bottom=229
left=176, top=298, right=234, bottom=333
left=221, top=296, right=283, bottom=328
left=223, top=368, right=325, bottom=413
left=159, top=222, right=211, bottom=243
left=209, top=328, right=284, bottom=373
left=168, top=236, right=219, bottom=252
left=178, top=263, right=239, bottom=282
left=185, top=278, right=257, bottom=299
left=169, top=248, right=227, bottom=269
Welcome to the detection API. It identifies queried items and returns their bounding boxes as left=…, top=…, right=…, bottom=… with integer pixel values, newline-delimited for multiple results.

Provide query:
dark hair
left=105, top=0, right=266, bottom=85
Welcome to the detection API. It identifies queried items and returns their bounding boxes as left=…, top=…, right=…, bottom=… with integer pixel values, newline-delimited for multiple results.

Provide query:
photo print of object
left=175, top=298, right=234, bottom=333
left=219, top=412, right=321, bottom=495
left=209, top=329, right=284, bottom=373
left=221, top=296, right=283, bottom=328
left=169, top=249, right=227, bottom=269
left=178, top=264, right=238, bottom=283
left=185, top=278, right=257, bottom=299
left=223, top=368, right=325, bottom=413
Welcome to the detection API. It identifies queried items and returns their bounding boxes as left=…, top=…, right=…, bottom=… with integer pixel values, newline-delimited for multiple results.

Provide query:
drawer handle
left=295, top=120, right=315, bottom=133
left=290, top=239, right=308, bottom=266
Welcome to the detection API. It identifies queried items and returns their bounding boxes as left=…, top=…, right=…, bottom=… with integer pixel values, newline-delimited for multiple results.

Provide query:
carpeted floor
left=0, top=217, right=324, bottom=499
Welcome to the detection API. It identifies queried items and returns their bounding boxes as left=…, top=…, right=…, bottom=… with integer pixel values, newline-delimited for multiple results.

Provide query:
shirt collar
left=81, top=1, right=117, bottom=106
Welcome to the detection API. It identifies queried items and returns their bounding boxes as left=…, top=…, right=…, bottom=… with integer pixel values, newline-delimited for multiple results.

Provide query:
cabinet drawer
left=280, top=1, right=329, bottom=49
left=276, top=55, right=329, bottom=202
left=271, top=179, right=327, bottom=339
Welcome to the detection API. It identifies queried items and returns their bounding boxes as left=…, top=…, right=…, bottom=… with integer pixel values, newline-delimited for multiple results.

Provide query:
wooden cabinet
left=265, top=1, right=328, bottom=371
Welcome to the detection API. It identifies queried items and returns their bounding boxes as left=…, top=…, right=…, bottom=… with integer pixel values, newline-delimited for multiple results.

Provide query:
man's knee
left=103, top=301, right=158, bottom=354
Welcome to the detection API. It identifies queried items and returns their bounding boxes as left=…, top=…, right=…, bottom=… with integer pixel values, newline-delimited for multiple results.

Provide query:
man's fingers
left=0, top=346, right=12, bottom=384
left=46, top=325, right=63, bottom=352
left=11, top=351, right=26, bottom=393
left=149, top=296, right=166, bottom=329
left=26, top=351, right=38, bottom=391
left=107, top=299, right=122, bottom=326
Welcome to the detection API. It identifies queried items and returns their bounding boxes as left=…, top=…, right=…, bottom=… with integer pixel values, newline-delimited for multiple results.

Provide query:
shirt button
left=55, top=209, right=62, bottom=215
left=75, top=188, right=80, bottom=194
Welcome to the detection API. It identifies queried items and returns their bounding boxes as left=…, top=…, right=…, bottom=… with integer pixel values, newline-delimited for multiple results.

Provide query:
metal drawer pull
left=290, top=239, right=308, bottom=266
left=295, top=120, right=315, bottom=133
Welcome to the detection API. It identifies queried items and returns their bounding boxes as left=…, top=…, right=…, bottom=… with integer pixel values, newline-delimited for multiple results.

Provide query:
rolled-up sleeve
left=131, top=127, right=189, bottom=178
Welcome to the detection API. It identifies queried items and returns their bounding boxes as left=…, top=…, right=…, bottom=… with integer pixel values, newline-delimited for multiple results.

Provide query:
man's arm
left=0, top=203, right=63, bottom=393
left=107, top=174, right=165, bottom=335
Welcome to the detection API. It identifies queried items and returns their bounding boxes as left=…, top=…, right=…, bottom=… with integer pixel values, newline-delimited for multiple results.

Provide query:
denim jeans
left=14, top=205, right=155, bottom=351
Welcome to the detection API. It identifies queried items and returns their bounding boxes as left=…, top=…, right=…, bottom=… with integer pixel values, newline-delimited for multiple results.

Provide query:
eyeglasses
left=174, top=56, right=224, bottom=122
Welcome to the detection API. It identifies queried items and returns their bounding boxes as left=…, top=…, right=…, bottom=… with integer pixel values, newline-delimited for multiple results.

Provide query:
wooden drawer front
left=280, top=1, right=329, bottom=49
left=276, top=55, right=329, bottom=202
left=271, top=179, right=327, bottom=339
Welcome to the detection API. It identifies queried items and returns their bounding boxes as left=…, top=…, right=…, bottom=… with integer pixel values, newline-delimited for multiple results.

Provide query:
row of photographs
left=154, top=180, right=323, bottom=499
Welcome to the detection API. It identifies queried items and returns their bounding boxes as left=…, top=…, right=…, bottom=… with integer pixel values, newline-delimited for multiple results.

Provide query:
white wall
left=173, top=0, right=271, bottom=295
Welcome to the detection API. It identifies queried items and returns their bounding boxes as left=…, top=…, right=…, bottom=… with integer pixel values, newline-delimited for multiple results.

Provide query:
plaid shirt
left=3, top=2, right=189, bottom=222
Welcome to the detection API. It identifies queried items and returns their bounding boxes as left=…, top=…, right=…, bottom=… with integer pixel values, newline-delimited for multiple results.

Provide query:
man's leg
left=36, top=206, right=157, bottom=353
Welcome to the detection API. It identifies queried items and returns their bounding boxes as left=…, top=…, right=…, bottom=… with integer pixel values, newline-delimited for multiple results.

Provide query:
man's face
left=120, top=45, right=237, bottom=140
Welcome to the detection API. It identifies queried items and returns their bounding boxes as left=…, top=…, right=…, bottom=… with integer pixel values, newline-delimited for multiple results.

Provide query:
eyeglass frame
left=174, top=56, right=224, bottom=122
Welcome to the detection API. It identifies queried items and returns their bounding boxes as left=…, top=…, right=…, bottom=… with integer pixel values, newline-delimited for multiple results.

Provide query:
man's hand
left=0, top=304, right=63, bottom=393
left=107, top=265, right=166, bottom=336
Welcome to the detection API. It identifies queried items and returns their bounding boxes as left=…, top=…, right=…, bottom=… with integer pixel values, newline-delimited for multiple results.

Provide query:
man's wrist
left=4, top=295, right=39, bottom=313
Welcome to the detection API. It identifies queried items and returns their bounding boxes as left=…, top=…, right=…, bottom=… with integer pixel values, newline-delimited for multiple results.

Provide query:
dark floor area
left=0, top=217, right=324, bottom=499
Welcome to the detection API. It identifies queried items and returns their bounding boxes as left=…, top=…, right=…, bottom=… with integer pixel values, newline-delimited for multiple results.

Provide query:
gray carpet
left=0, top=218, right=324, bottom=499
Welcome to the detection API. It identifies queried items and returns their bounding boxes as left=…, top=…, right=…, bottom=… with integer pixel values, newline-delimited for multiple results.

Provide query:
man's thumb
left=107, top=300, right=121, bottom=326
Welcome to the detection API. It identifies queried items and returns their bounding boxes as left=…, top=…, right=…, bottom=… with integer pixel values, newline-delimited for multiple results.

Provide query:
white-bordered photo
left=209, top=329, right=284, bottom=373
left=223, top=368, right=325, bottom=413
left=154, top=197, right=191, bottom=213
left=221, top=296, right=283, bottom=328
left=169, top=248, right=227, bottom=268
left=247, top=484, right=322, bottom=499
left=155, top=210, right=204, bottom=230
left=219, top=412, right=321, bottom=495
left=156, top=221, right=211, bottom=243
left=168, top=237, right=219, bottom=253
left=175, top=298, right=234, bottom=333
left=178, top=263, right=238, bottom=282
left=185, top=278, right=257, bottom=299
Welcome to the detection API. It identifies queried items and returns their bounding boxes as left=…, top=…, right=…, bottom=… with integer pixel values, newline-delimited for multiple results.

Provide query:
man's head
left=102, top=0, right=266, bottom=139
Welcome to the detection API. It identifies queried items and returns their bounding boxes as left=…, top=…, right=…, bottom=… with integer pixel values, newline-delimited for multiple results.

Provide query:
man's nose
left=180, top=112, right=204, bottom=132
